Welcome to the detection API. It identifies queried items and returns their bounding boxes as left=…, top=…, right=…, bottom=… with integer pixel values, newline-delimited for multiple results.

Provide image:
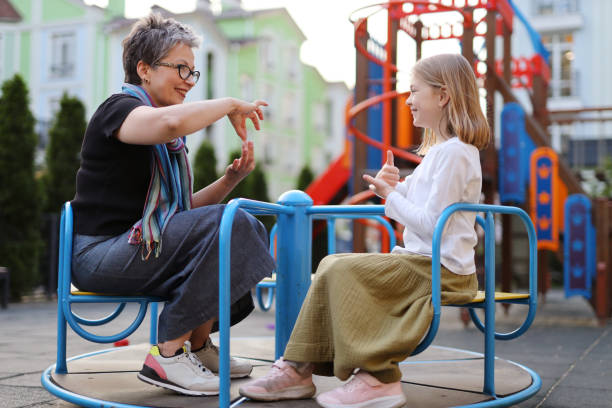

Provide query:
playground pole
left=593, top=198, right=611, bottom=323
left=353, top=18, right=369, bottom=252
left=461, top=7, right=474, bottom=66
left=501, top=20, right=514, bottom=307
left=533, top=54, right=552, bottom=298
left=483, top=6, right=498, bottom=206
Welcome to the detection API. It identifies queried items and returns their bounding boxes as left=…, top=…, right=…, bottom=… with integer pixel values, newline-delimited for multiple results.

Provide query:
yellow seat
left=259, top=279, right=530, bottom=305
left=471, top=290, right=530, bottom=303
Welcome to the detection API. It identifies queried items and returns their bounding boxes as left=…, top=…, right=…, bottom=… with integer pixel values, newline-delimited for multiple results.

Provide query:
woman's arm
left=191, top=141, right=255, bottom=207
left=116, top=97, right=266, bottom=145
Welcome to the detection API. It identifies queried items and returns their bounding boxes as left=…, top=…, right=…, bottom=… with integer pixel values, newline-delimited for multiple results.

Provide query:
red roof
left=0, top=0, right=21, bottom=22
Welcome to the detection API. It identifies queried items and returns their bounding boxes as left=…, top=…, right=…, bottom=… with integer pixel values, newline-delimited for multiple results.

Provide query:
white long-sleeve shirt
left=385, top=137, right=482, bottom=275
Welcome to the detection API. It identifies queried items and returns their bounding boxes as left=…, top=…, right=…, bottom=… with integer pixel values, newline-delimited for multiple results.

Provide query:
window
left=283, top=92, right=297, bottom=128
left=534, top=0, right=578, bottom=16
left=49, top=31, right=76, bottom=79
left=240, top=74, right=253, bottom=101
left=312, top=102, right=326, bottom=132
left=287, top=45, right=298, bottom=80
left=264, top=137, right=275, bottom=165
left=541, top=32, right=577, bottom=98
left=260, top=39, right=276, bottom=71
left=263, top=83, right=275, bottom=121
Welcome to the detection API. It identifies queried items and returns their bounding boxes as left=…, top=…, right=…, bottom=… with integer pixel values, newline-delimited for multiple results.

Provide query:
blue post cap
left=277, top=190, right=313, bottom=206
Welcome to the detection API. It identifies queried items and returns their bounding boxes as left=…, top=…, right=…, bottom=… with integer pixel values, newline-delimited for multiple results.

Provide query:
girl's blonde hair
left=412, top=53, right=490, bottom=155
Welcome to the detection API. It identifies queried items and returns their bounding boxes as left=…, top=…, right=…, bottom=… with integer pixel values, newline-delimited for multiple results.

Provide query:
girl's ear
left=438, top=86, right=450, bottom=109
left=136, top=60, right=151, bottom=84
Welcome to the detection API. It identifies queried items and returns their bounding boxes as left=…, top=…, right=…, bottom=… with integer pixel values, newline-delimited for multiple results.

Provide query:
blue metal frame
left=54, top=202, right=163, bottom=374
left=218, top=193, right=540, bottom=407
left=255, top=213, right=396, bottom=311
left=427, top=203, right=538, bottom=397
left=45, top=194, right=540, bottom=408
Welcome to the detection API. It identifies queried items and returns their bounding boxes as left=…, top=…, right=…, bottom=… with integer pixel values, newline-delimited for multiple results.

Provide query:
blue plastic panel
left=499, top=103, right=526, bottom=203
left=564, top=194, right=595, bottom=298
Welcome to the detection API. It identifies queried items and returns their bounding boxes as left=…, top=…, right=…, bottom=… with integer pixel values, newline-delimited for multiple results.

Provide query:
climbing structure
left=306, top=0, right=611, bottom=319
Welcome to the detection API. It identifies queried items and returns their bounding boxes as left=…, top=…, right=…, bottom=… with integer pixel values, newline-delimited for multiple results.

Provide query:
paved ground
left=0, top=289, right=610, bottom=408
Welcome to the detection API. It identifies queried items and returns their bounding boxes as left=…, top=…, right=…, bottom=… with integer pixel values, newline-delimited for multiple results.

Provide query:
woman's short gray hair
left=122, top=12, right=201, bottom=85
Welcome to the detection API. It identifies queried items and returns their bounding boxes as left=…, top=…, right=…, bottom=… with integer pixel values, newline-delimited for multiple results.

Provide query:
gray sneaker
left=195, top=337, right=253, bottom=378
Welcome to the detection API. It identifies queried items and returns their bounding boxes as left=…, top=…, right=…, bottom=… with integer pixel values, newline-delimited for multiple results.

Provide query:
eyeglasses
left=155, top=62, right=200, bottom=84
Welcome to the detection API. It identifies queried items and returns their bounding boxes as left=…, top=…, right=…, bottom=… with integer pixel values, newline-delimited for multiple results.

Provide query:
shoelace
left=179, top=351, right=212, bottom=375
left=269, top=359, right=289, bottom=377
left=207, top=341, right=220, bottom=356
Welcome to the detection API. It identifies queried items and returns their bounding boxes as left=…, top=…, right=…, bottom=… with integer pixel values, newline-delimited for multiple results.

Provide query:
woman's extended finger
left=233, top=116, right=247, bottom=140
left=249, top=112, right=261, bottom=131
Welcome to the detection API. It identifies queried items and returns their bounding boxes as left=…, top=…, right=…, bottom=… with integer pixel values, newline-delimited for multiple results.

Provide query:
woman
left=70, top=13, right=275, bottom=396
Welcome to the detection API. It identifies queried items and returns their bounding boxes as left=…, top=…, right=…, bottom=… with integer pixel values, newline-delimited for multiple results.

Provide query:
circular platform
left=41, top=338, right=540, bottom=407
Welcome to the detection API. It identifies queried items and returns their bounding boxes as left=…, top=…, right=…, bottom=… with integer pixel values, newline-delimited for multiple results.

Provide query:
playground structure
left=305, top=0, right=612, bottom=321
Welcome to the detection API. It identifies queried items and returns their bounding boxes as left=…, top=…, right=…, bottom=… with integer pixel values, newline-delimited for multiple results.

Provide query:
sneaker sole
left=213, top=367, right=254, bottom=379
left=315, top=394, right=407, bottom=408
left=137, top=372, right=219, bottom=396
left=240, top=384, right=316, bottom=401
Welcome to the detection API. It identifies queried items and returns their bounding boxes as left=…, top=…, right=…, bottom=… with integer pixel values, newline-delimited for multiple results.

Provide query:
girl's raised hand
left=228, top=99, right=268, bottom=141
left=376, top=150, right=400, bottom=187
left=362, top=173, right=394, bottom=199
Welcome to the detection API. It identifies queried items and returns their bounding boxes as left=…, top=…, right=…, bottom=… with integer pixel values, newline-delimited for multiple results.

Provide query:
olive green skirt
left=283, top=253, right=477, bottom=383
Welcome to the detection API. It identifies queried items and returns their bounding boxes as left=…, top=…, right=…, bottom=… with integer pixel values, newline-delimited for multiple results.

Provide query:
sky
left=85, top=0, right=461, bottom=89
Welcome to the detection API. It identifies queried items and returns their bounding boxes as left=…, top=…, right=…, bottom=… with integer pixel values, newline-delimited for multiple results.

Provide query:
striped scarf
left=122, top=84, right=193, bottom=260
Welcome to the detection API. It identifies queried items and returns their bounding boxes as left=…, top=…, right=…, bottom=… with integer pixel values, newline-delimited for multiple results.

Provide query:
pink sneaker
left=239, top=357, right=316, bottom=401
left=316, top=371, right=406, bottom=408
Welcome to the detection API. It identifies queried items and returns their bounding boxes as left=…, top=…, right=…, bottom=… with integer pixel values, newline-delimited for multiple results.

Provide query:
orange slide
left=305, top=152, right=351, bottom=205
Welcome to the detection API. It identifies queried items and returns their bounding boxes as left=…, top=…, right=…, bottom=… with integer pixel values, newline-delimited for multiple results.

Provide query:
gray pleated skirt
left=71, top=204, right=275, bottom=342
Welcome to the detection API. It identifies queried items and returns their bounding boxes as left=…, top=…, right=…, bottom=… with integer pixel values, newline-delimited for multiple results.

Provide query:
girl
left=239, top=53, right=489, bottom=408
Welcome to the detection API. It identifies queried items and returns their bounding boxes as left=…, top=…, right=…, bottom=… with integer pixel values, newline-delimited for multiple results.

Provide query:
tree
left=192, top=140, right=218, bottom=192
left=296, top=165, right=314, bottom=191
left=249, top=164, right=274, bottom=232
left=250, top=165, right=270, bottom=203
left=0, top=75, right=42, bottom=299
left=43, top=93, right=86, bottom=213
